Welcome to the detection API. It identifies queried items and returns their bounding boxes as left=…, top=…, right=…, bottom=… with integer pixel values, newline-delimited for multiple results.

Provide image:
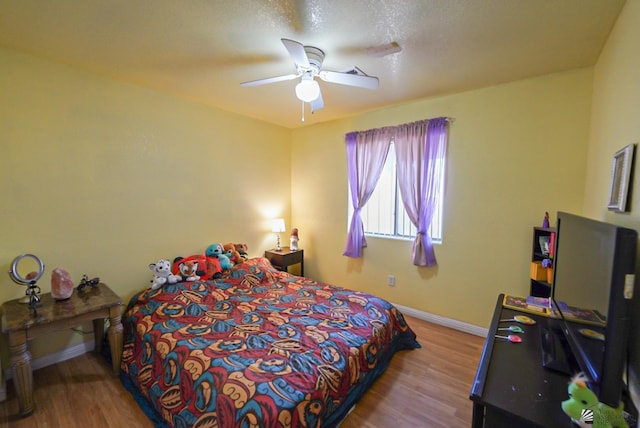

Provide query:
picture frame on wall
left=607, top=143, right=635, bottom=212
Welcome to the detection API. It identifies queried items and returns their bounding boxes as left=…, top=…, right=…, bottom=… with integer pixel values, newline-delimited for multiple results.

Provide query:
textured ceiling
left=0, top=0, right=626, bottom=128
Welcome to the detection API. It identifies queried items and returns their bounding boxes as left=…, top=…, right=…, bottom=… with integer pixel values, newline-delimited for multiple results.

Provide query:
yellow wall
left=0, top=47, right=291, bottom=359
left=584, top=0, right=640, bottom=411
left=586, top=0, right=640, bottom=222
left=292, top=68, right=593, bottom=327
left=0, top=32, right=610, bottom=362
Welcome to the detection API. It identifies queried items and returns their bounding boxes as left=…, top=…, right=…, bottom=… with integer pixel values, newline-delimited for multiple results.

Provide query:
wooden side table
left=1, top=283, right=123, bottom=416
left=264, top=247, right=304, bottom=276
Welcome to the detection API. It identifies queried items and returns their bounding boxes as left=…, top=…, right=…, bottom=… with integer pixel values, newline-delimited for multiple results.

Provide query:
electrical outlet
left=387, top=275, right=396, bottom=286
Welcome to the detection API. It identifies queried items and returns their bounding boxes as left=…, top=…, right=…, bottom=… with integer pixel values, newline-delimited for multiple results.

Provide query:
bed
left=121, top=257, right=420, bottom=428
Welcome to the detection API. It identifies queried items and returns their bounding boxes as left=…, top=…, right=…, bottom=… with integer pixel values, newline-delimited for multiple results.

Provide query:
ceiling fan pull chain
left=301, top=100, right=305, bottom=122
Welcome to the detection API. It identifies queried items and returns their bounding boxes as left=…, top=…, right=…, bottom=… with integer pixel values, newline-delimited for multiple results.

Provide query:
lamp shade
left=295, top=79, right=320, bottom=102
left=271, top=218, right=286, bottom=233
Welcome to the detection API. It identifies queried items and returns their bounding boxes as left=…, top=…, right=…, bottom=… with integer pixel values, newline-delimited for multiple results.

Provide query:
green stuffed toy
left=561, top=373, right=628, bottom=428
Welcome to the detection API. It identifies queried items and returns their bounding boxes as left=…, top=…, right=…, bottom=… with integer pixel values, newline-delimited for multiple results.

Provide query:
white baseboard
left=393, top=303, right=488, bottom=337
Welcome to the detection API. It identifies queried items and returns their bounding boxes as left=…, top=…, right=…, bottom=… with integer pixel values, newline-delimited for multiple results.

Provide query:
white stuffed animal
left=149, top=259, right=181, bottom=290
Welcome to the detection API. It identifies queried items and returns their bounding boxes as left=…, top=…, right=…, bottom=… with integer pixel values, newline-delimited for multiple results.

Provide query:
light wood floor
left=0, top=316, right=485, bottom=427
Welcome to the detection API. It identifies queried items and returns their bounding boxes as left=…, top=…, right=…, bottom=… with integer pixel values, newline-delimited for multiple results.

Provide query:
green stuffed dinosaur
left=561, top=373, right=628, bottom=428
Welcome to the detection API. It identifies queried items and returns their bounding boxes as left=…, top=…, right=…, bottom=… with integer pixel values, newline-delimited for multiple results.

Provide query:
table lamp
left=271, top=218, right=285, bottom=251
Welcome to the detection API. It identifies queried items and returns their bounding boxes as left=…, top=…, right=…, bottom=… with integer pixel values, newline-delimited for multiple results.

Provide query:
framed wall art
left=607, top=143, right=635, bottom=212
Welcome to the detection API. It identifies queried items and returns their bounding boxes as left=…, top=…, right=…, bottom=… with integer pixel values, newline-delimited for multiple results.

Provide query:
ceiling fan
left=240, top=38, right=379, bottom=114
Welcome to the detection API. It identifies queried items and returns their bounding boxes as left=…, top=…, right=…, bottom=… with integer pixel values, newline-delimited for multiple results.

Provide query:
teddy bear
left=223, top=242, right=243, bottom=265
left=149, top=259, right=181, bottom=290
left=235, top=243, right=249, bottom=260
left=205, top=243, right=234, bottom=271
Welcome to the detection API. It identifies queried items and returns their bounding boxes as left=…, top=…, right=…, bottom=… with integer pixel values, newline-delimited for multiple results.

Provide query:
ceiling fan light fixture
left=295, top=79, right=320, bottom=102
left=241, top=38, right=378, bottom=113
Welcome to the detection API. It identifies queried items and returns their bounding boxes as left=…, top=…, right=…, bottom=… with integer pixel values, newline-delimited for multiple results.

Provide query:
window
left=350, top=142, right=445, bottom=243
left=343, top=117, right=448, bottom=264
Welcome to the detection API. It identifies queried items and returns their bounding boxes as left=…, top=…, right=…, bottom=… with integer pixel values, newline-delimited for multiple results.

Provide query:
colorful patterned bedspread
left=121, top=257, right=420, bottom=428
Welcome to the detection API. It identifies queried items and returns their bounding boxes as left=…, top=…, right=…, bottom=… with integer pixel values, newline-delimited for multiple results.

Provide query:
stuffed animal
left=561, top=373, right=628, bottom=427
left=223, top=242, right=242, bottom=265
left=235, top=243, right=249, bottom=260
left=172, top=255, right=208, bottom=279
left=206, top=256, right=222, bottom=279
left=149, top=259, right=181, bottom=290
left=205, top=243, right=234, bottom=271
left=178, top=260, right=200, bottom=281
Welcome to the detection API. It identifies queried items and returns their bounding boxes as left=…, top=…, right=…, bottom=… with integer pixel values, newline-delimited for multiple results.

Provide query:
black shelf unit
left=530, top=227, right=556, bottom=297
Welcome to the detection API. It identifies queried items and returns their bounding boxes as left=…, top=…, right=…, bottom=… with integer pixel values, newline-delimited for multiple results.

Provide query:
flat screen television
left=546, top=212, right=637, bottom=407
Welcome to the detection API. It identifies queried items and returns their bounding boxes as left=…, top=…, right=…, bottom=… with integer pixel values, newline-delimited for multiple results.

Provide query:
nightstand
left=264, top=247, right=304, bottom=276
left=1, top=283, right=123, bottom=416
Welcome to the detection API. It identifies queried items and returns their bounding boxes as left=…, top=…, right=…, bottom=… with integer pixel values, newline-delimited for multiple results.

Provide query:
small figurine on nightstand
left=77, top=274, right=100, bottom=292
left=25, top=276, right=41, bottom=316
left=542, top=211, right=550, bottom=228
left=290, top=228, right=299, bottom=251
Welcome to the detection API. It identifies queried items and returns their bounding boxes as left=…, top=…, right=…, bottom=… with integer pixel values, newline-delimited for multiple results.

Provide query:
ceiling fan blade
left=281, top=38, right=310, bottom=68
left=310, top=90, right=324, bottom=113
left=318, top=70, right=379, bottom=90
left=240, top=73, right=299, bottom=87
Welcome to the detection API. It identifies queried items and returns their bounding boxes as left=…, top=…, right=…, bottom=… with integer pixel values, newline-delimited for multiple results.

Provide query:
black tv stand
left=539, top=320, right=580, bottom=375
left=470, top=294, right=637, bottom=427
left=470, top=295, right=578, bottom=427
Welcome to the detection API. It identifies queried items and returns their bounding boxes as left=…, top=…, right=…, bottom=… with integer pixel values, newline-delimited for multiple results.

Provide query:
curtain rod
left=348, top=116, right=455, bottom=136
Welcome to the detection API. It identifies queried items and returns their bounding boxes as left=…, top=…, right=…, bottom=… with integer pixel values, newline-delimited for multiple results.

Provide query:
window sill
left=364, top=233, right=442, bottom=245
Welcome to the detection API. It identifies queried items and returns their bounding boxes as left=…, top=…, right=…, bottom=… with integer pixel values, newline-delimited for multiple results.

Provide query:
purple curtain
left=395, top=117, right=448, bottom=266
left=343, top=127, right=394, bottom=257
